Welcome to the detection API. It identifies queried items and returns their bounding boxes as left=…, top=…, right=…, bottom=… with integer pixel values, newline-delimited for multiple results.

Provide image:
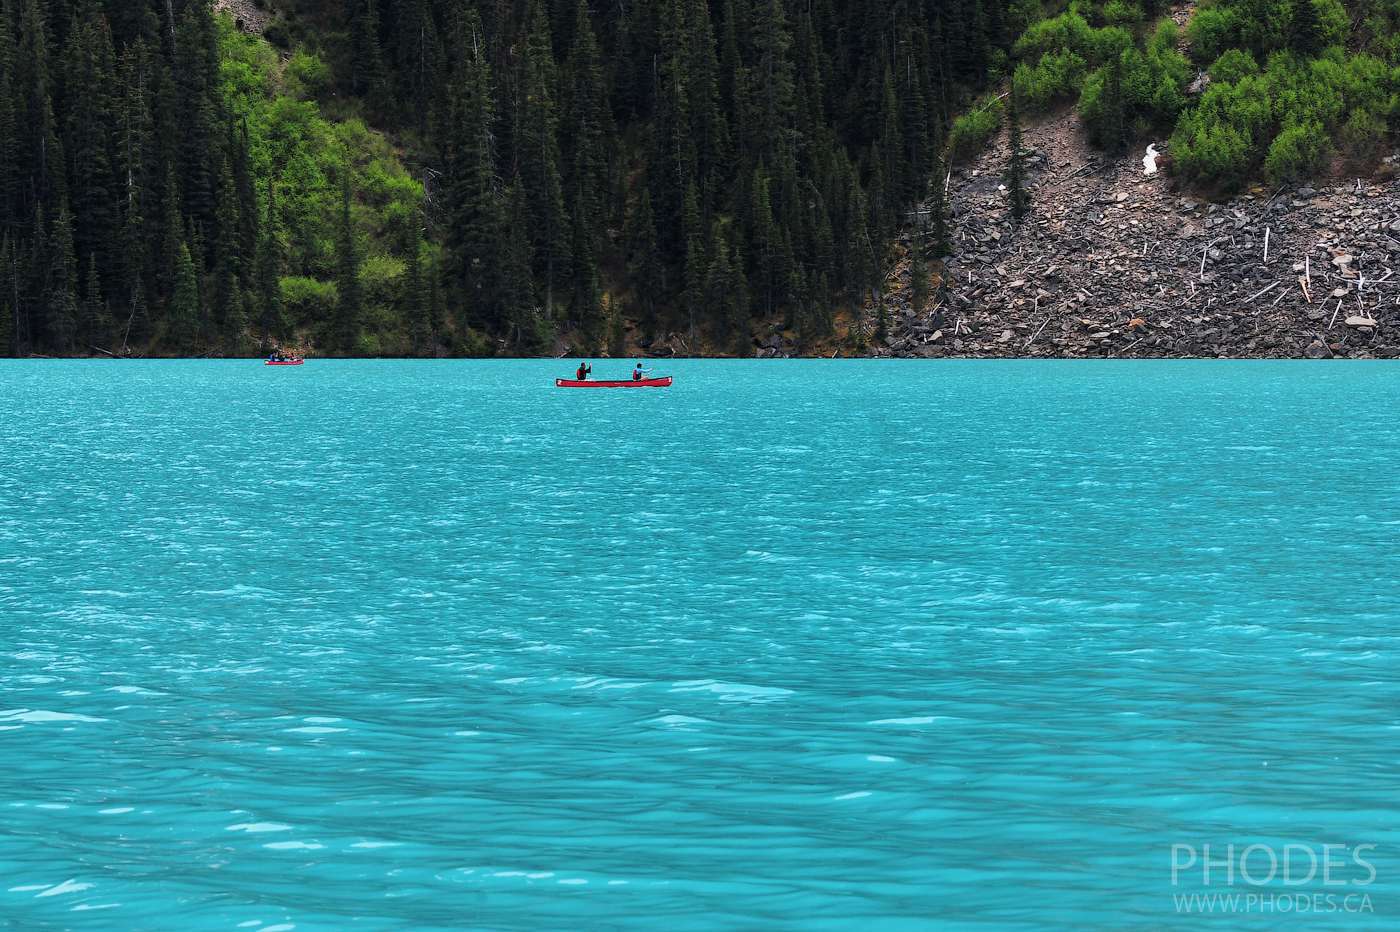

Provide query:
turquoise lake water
left=2, top=359, right=1397, bottom=929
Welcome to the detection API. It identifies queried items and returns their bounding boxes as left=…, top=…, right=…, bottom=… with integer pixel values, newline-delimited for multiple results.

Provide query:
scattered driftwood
left=1026, top=316, right=1052, bottom=347
left=1248, top=281, right=1279, bottom=302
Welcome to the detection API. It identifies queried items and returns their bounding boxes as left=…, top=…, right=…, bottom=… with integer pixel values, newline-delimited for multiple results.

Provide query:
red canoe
left=265, top=359, right=305, bottom=366
left=556, top=377, right=672, bottom=388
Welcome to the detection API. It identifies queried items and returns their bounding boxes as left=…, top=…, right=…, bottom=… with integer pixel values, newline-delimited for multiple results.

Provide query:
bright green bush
left=1264, top=120, right=1330, bottom=181
left=949, top=101, right=1003, bottom=163
left=358, top=255, right=406, bottom=308
left=285, top=51, right=331, bottom=101
left=1016, top=12, right=1098, bottom=61
left=1237, top=0, right=1291, bottom=57
left=1078, top=31, right=1191, bottom=147
left=1340, top=107, right=1388, bottom=162
left=1089, top=25, right=1136, bottom=64
left=280, top=276, right=339, bottom=326
left=1015, top=50, right=1090, bottom=110
left=214, top=15, right=426, bottom=340
left=1008, top=0, right=1399, bottom=189
left=1102, top=0, right=1143, bottom=27
left=1187, top=7, right=1241, bottom=65
left=1313, top=0, right=1351, bottom=50
left=1210, top=48, right=1260, bottom=84
left=1146, top=19, right=1180, bottom=58
left=1171, top=113, right=1254, bottom=188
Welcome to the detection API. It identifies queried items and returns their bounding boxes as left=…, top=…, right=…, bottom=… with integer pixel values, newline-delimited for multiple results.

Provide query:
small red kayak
left=265, top=359, right=305, bottom=366
left=556, top=377, right=672, bottom=388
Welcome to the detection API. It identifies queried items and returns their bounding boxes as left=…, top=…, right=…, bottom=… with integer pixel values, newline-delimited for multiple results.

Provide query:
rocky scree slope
left=875, top=100, right=1400, bottom=360
left=873, top=0, right=1400, bottom=363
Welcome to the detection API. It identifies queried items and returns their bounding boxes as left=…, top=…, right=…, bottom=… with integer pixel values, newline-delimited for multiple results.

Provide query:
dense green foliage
left=1, top=0, right=1015, bottom=357
left=7, top=0, right=1400, bottom=357
left=1171, top=9, right=1400, bottom=190
left=1001, top=0, right=1400, bottom=194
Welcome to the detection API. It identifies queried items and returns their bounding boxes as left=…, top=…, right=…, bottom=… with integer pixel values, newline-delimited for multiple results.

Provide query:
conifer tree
left=520, top=5, right=570, bottom=319
left=81, top=252, right=111, bottom=349
left=562, top=1, right=610, bottom=243
left=168, top=240, right=200, bottom=351
left=1289, top=0, right=1324, bottom=55
left=19, top=0, right=66, bottom=214
left=173, top=3, right=220, bottom=247
left=626, top=188, right=664, bottom=334
left=682, top=183, right=705, bottom=341
left=64, top=17, right=119, bottom=290
left=605, top=293, right=626, bottom=358
left=749, top=0, right=797, bottom=170
left=46, top=205, right=78, bottom=352
left=1099, top=54, right=1128, bottom=153
left=927, top=142, right=951, bottom=258
left=393, top=0, right=439, bottom=134
left=352, top=0, right=393, bottom=122
left=685, top=0, right=728, bottom=188
left=0, top=19, right=18, bottom=231
left=1006, top=89, right=1030, bottom=221
left=0, top=237, right=14, bottom=354
left=441, top=9, right=502, bottom=332
left=502, top=180, right=540, bottom=353
left=210, top=154, right=241, bottom=333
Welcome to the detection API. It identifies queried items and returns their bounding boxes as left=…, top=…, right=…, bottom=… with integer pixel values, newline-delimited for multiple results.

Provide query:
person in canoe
left=631, top=361, right=651, bottom=382
left=575, top=361, right=592, bottom=381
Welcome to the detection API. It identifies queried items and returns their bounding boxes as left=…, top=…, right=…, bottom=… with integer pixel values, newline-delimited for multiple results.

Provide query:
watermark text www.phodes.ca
left=1171, top=843, right=1377, bottom=915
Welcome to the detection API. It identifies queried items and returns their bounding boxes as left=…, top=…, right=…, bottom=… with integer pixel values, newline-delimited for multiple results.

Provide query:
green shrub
left=1146, top=19, right=1180, bottom=58
left=1102, top=0, right=1143, bottom=27
left=949, top=101, right=1003, bottom=163
left=1008, top=0, right=1046, bottom=36
left=1238, top=0, right=1292, bottom=57
left=1187, top=7, right=1240, bottom=65
left=1014, top=0, right=1396, bottom=191
left=1016, top=12, right=1098, bottom=61
left=1264, top=120, right=1330, bottom=181
left=1171, top=114, right=1254, bottom=189
left=285, top=51, right=331, bottom=101
left=280, top=276, right=339, bottom=326
left=358, top=255, right=405, bottom=308
left=1015, top=50, right=1090, bottom=110
left=1340, top=107, right=1387, bottom=162
left=1078, top=66, right=1121, bottom=147
left=1089, top=25, right=1136, bottom=64
left=1210, top=48, right=1260, bottom=84
left=1313, top=0, right=1351, bottom=50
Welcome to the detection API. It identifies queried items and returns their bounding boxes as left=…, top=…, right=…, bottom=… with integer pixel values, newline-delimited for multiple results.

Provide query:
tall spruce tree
left=1005, top=89, right=1030, bottom=221
left=1289, top=0, right=1324, bottom=55
left=168, top=240, right=200, bottom=351
left=441, top=9, right=503, bottom=333
left=46, top=204, right=78, bottom=351
left=520, top=5, right=570, bottom=319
